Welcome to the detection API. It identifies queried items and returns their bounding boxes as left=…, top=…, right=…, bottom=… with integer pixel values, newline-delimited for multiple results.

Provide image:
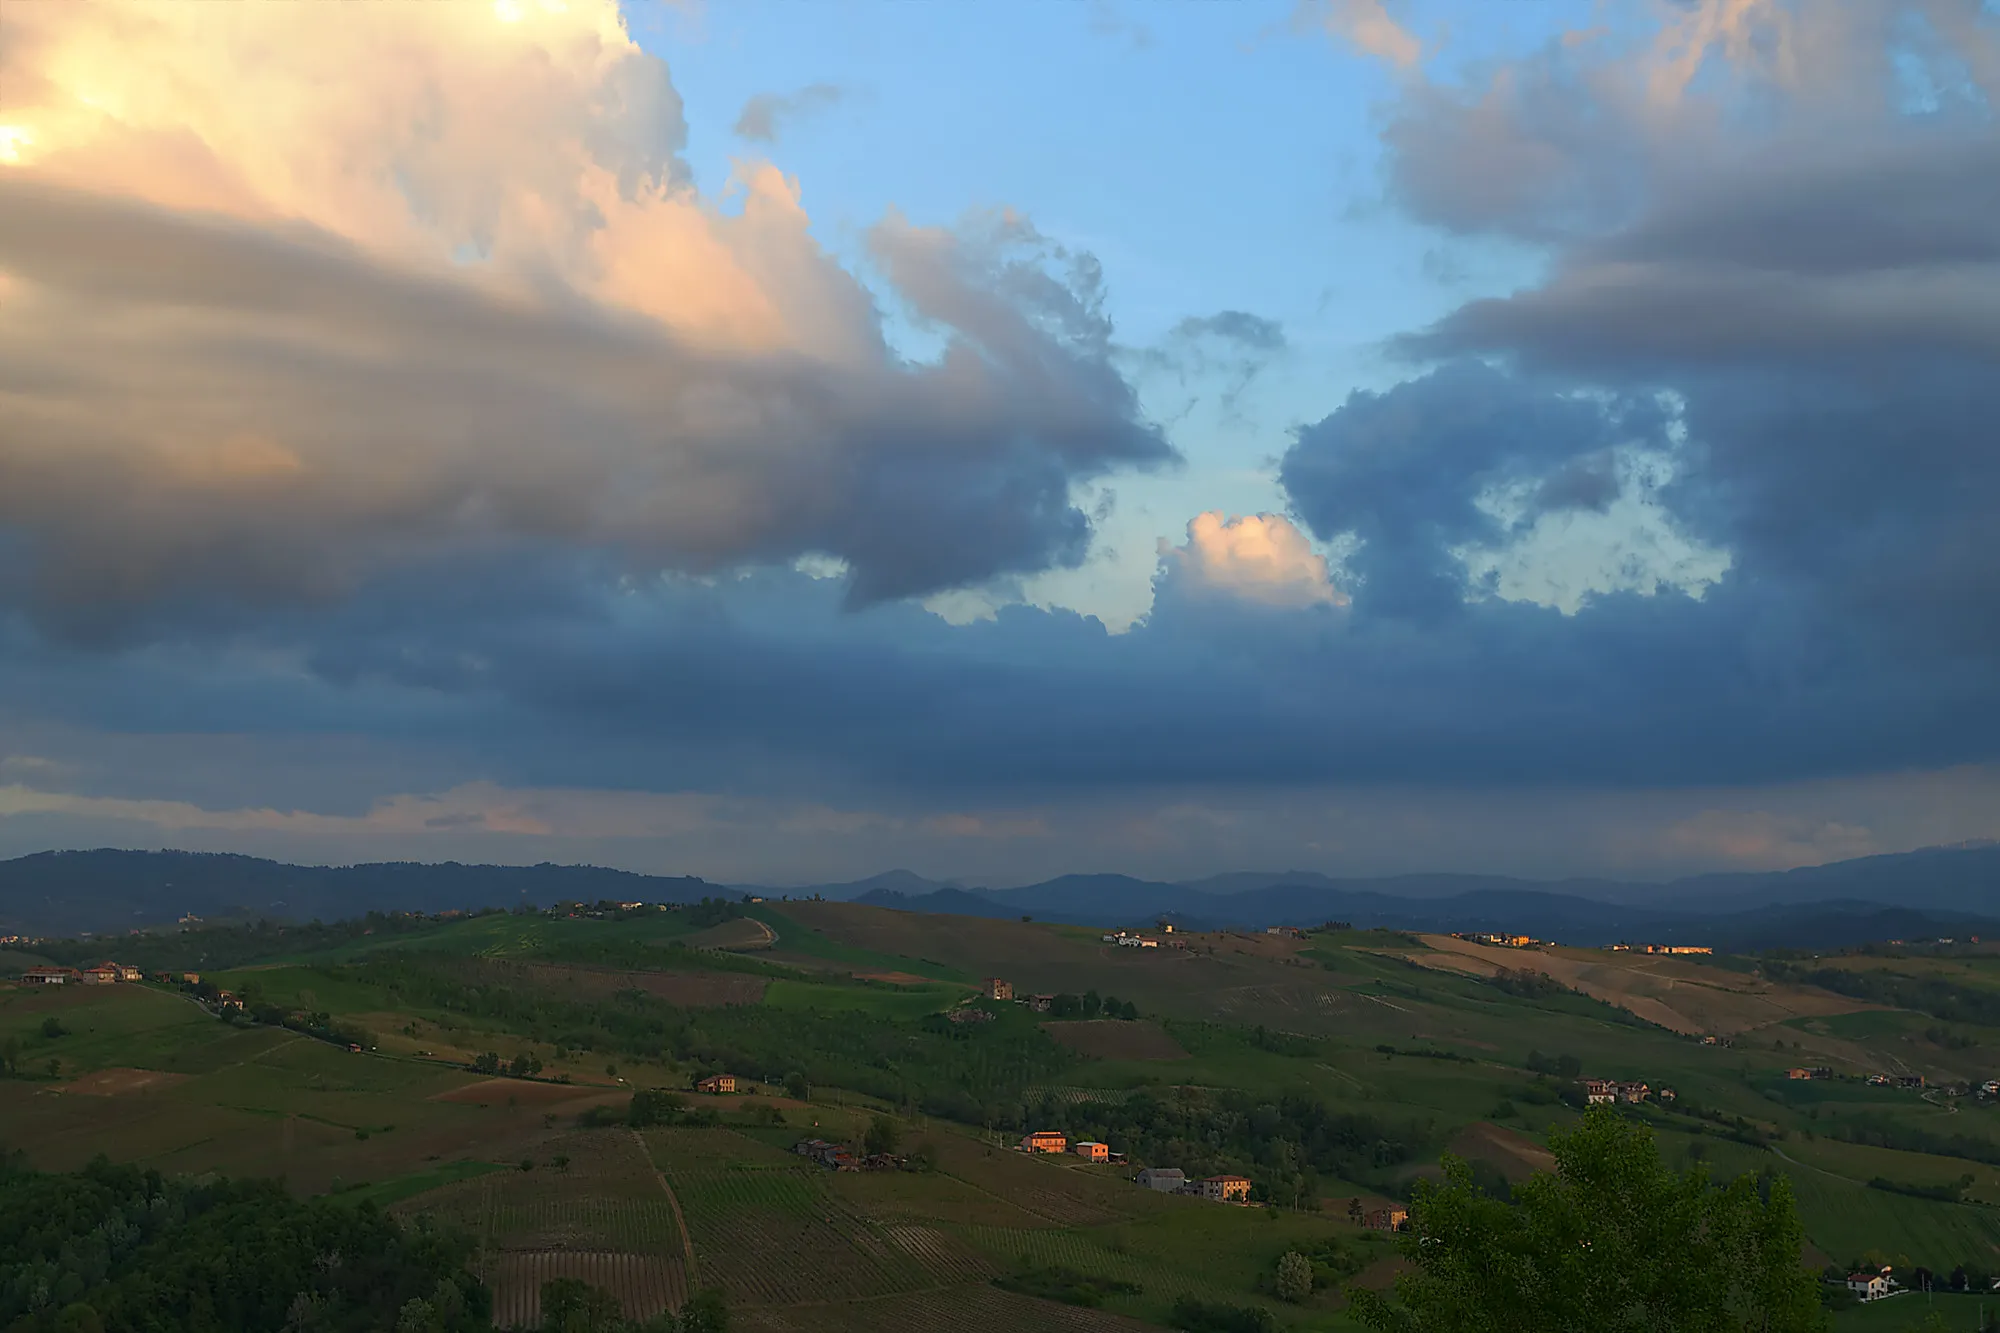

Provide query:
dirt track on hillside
left=1400, top=936, right=1875, bottom=1036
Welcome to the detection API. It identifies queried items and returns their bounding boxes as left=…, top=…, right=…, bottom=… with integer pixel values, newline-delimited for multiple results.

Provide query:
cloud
left=0, top=2, right=1171, bottom=640
left=733, top=83, right=846, bottom=143
left=1297, top=0, right=1422, bottom=68
left=1137, top=310, right=1288, bottom=419
left=1161, top=512, right=1344, bottom=609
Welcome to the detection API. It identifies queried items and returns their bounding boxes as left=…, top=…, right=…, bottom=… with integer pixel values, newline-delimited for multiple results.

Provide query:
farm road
left=632, top=1129, right=699, bottom=1278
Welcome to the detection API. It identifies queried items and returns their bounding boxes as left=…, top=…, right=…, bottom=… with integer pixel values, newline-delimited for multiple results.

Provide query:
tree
left=1276, top=1251, right=1313, bottom=1303
left=40, top=1016, right=66, bottom=1040
left=540, top=1278, right=623, bottom=1333
left=784, top=1071, right=810, bottom=1102
left=1349, top=1106, right=1828, bottom=1333
left=629, top=1088, right=686, bottom=1128
left=865, top=1114, right=901, bottom=1156
left=680, top=1288, right=730, bottom=1333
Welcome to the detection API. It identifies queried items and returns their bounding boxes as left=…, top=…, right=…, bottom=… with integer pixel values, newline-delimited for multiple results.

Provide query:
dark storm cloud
left=732, top=84, right=847, bottom=143
left=0, top=180, right=1171, bottom=639
left=1280, top=362, right=1668, bottom=618
left=10, top=0, right=2000, bottom=830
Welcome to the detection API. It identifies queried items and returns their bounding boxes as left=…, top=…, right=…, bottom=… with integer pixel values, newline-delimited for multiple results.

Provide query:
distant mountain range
left=1, top=842, right=1996, bottom=950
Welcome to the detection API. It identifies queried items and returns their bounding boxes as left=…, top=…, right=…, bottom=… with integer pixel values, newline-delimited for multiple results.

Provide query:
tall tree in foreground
left=1350, top=1106, right=1828, bottom=1333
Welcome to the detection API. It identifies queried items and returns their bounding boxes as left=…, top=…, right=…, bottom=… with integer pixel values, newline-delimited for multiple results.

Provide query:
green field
left=10, top=902, right=2000, bottom=1328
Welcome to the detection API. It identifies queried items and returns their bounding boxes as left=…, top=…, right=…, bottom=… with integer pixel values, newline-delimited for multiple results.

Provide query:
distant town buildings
left=1454, top=933, right=1538, bottom=949
left=1608, top=943, right=1714, bottom=955
left=1264, top=926, right=1305, bottom=940
left=1100, top=932, right=1161, bottom=949
left=20, top=961, right=145, bottom=988
left=1584, top=1078, right=1652, bottom=1105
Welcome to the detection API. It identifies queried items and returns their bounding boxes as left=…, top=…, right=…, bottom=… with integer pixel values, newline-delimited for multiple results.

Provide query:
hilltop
left=8, top=842, right=2000, bottom=942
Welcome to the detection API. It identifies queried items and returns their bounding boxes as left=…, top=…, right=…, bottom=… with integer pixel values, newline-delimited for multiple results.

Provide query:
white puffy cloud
left=1162, top=512, right=1345, bottom=609
left=0, top=0, right=1168, bottom=638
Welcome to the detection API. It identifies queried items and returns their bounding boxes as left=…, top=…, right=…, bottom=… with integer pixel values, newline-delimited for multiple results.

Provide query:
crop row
left=487, top=1250, right=688, bottom=1331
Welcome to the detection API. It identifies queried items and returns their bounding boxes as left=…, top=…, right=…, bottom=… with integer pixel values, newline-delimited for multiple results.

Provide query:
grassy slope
left=13, top=908, right=2000, bottom=1326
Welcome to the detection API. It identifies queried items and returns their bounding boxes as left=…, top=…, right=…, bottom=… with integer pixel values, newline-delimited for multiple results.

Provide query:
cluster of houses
left=1787, top=1068, right=1930, bottom=1089
left=1133, top=1166, right=1252, bottom=1202
left=1608, top=943, right=1714, bottom=955
left=1100, top=932, right=1160, bottom=949
left=793, top=1139, right=906, bottom=1172
left=1016, top=1133, right=1254, bottom=1203
left=982, top=978, right=1070, bottom=1013
left=1017, top=1130, right=1130, bottom=1167
left=1452, top=933, right=1541, bottom=949
left=20, top=962, right=143, bottom=987
left=1583, top=1078, right=1675, bottom=1105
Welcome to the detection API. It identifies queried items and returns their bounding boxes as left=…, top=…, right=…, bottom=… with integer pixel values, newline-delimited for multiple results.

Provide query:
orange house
left=1019, top=1130, right=1067, bottom=1154
left=1073, top=1140, right=1110, bottom=1162
left=1198, top=1174, right=1252, bottom=1202
left=696, top=1074, right=738, bottom=1094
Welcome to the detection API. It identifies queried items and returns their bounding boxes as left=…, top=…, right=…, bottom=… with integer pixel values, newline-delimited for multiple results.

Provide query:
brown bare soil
left=853, top=970, right=932, bottom=985
left=1041, top=1019, right=1189, bottom=1061
left=1398, top=935, right=1876, bottom=1036
left=60, top=1067, right=190, bottom=1096
left=518, top=963, right=767, bottom=1007
left=1446, top=1120, right=1555, bottom=1183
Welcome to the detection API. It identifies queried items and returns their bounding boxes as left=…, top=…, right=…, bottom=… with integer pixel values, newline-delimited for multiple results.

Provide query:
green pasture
left=761, top=977, right=958, bottom=1020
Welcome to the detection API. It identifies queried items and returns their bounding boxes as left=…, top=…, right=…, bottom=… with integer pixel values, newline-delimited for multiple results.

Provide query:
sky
left=1, top=0, right=1998, bottom=890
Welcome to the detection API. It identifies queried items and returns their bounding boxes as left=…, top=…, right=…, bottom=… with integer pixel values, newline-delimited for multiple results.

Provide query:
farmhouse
left=1846, top=1272, right=1892, bottom=1301
left=695, top=1074, right=739, bottom=1094
left=1265, top=926, right=1305, bottom=939
left=81, top=965, right=119, bottom=985
left=793, top=1139, right=858, bottom=1171
left=1898, top=1074, right=1927, bottom=1089
left=1136, top=1167, right=1185, bottom=1192
left=1584, top=1079, right=1619, bottom=1105
left=985, top=977, right=1014, bottom=1002
left=1072, top=1141, right=1110, bottom=1162
left=20, top=967, right=72, bottom=986
left=1020, top=1130, right=1068, bottom=1154
left=1116, top=936, right=1160, bottom=949
left=1023, top=994, right=1055, bottom=1013
left=1365, top=1207, right=1411, bottom=1231
left=1196, top=1174, right=1252, bottom=1202
left=116, top=964, right=142, bottom=982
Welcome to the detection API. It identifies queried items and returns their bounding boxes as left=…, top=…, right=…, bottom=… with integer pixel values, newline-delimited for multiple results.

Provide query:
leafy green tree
left=1275, top=1251, right=1313, bottom=1303
left=40, top=1016, right=66, bottom=1040
left=541, top=1278, right=624, bottom=1332
left=55, top=1303, right=104, bottom=1333
left=680, top=1288, right=730, bottom=1333
left=864, top=1114, right=901, bottom=1156
left=629, top=1087, right=686, bottom=1128
left=783, top=1071, right=810, bottom=1101
left=1350, top=1106, right=1828, bottom=1332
